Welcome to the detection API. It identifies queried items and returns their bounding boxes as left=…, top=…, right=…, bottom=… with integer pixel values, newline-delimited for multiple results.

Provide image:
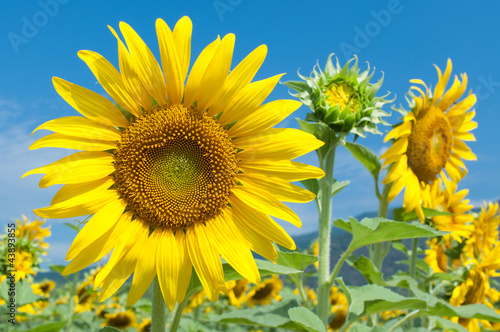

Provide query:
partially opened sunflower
left=381, top=59, right=477, bottom=221
left=23, top=16, right=324, bottom=309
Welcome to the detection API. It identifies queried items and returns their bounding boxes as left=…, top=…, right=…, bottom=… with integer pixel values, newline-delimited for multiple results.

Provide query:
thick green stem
left=169, top=288, right=198, bottom=332
left=151, top=277, right=166, bottom=332
left=66, top=272, right=78, bottom=332
left=316, top=141, right=338, bottom=327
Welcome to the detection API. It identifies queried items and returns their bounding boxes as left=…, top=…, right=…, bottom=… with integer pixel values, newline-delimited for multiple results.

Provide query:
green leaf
left=331, top=180, right=350, bottom=198
left=334, top=217, right=446, bottom=251
left=346, top=255, right=386, bottom=285
left=288, top=306, right=326, bottom=332
left=186, top=259, right=302, bottom=294
left=348, top=326, right=390, bottom=332
left=344, top=283, right=427, bottom=318
left=276, top=247, right=318, bottom=271
left=432, top=317, right=469, bottom=332
left=13, top=322, right=67, bottom=332
left=301, top=178, right=320, bottom=196
left=393, top=207, right=454, bottom=222
left=96, top=328, right=123, bottom=332
left=343, top=142, right=381, bottom=184
left=16, top=279, right=38, bottom=306
left=211, top=299, right=304, bottom=330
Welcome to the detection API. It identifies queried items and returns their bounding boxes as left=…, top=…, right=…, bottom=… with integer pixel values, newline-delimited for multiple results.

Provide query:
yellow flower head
left=24, top=16, right=324, bottom=310
left=425, top=237, right=463, bottom=274
left=74, top=281, right=98, bottom=313
left=32, top=280, right=55, bottom=297
left=246, top=275, right=283, bottom=307
left=464, top=202, right=500, bottom=258
left=381, top=59, right=477, bottom=221
left=427, top=177, right=474, bottom=242
left=226, top=278, right=249, bottom=308
left=18, top=300, right=48, bottom=315
left=138, top=318, right=152, bottom=332
left=328, top=286, right=349, bottom=331
left=15, top=215, right=51, bottom=248
left=14, top=249, right=36, bottom=282
left=102, top=310, right=137, bottom=329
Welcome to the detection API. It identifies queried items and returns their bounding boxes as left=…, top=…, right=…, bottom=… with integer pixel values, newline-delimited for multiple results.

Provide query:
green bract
left=284, top=54, right=392, bottom=141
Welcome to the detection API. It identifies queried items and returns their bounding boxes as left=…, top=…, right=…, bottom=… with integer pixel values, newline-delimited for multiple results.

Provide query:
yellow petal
left=22, top=151, right=113, bottom=178
left=119, top=21, right=167, bottom=106
left=197, top=34, right=235, bottom=112
left=29, top=133, right=117, bottom=151
left=78, top=50, right=141, bottom=116
left=381, top=137, right=408, bottom=167
left=108, top=25, right=150, bottom=113
left=66, top=198, right=126, bottom=261
left=156, top=18, right=183, bottom=106
left=452, top=139, right=476, bottom=160
left=53, top=77, right=128, bottom=128
left=230, top=208, right=278, bottom=261
left=184, top=36, right=220, bottom=106
left=127, top=230, right=160, bottom=305
left=383, top=120, right=412, bottom=143
left=230, top=194, right=296, bottom=250
left=38, top=162, right=114, bottom=188
left=447, top=94, right=476, bottom=118
left=228, top=99, right=301, bottom=137
left=206, top=212, right=260, bottom=284
left=219, top=74, right=284, bottom=125
left=235, top=128, right=324, bottom=161
left=433, top=59, right=452, bottom=102
left=231, top=186, right=301, bottom=227
left=173, top=16, right=192, bottom=85
left=32, top=116, right=121, bottom=141
left=156, top=229, right=192, bottom=310
left=239, top=160, right=324, bottom=182
left=50, top=177, right=113, bottom=205
left=94, top=214, right=144, bottom=287
left=34, top=183, right=117, bottom=219
left=62, top=214, right=129, bottom=275
left=238, top=173, right=315, bottom=203
left=438, top=74, right=467, bottom=111
left=186, top=223, right=225, bottom=301
left=208, top=44, right=267, bottom=117
left=383, top=154, right=408, bottom=184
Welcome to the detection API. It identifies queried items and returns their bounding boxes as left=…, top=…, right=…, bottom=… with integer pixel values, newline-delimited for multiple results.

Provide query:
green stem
left=409, top=238, right=418, bottom=280
left=169, top=288, right=198, bottom=332
left=291, top=274, right=311, bottom=309
left=328, top=247, right=352, bottom=286
left=389, top=310, right=419, bottom=331
left=151, top=277, right=166, bottom=332
left=317, top=140, right=338, bottom=327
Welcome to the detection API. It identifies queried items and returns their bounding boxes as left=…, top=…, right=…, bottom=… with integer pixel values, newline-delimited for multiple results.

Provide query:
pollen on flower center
left=325, top=82, right=361, bottom=113
left=114, top=105, right=238, bottom=230
left=407, top=106, right=453, bottom=183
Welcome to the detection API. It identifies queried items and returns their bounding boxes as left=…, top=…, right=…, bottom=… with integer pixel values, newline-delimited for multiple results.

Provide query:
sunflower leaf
left=12, top=322, right=67, bottom=332
left=95, top=328, right=122, bottom=332
left=347, top=326, right=390, bottom=332
left=334, top=217, right=446, bottom=251
left=288, top=306, right=326, bottom=332
left=346, top=255, right=386, bottom=286
left=275, top=247, right=318, bottom=271
left=331, top=179, right=350, bottom=198
left=211, top=298, right=305, bottom=330
left=343, top=141, right=380, bottom=184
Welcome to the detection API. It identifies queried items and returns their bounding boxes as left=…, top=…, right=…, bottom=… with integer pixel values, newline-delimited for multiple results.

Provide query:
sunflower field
left=2, top=10, right=500, bottom=332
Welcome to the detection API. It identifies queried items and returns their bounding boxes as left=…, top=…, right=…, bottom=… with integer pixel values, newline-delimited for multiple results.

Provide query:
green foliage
left=343, top=142, right=381, bottom=185
left=13, top=321, right=67, bottom=332
left=334, top=217, right=446, bottom=251
left=288, top=306, right=327, bottom=332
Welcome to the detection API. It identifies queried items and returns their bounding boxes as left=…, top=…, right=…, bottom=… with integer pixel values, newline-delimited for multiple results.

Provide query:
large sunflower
left=381, top=59, right=477, bottom=221
left=23, top=17, right=324, bottom=309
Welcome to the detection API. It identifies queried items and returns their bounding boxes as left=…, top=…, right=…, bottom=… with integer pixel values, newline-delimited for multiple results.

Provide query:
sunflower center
left=407, top=106, right=452, bottom=183
left=114, top=105, right=238, bottom=230
left=325, top=82, right=360, bottom=113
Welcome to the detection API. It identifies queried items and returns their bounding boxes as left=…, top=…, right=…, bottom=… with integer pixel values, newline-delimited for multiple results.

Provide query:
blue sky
left=1, top=1, right=499, bottom=265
